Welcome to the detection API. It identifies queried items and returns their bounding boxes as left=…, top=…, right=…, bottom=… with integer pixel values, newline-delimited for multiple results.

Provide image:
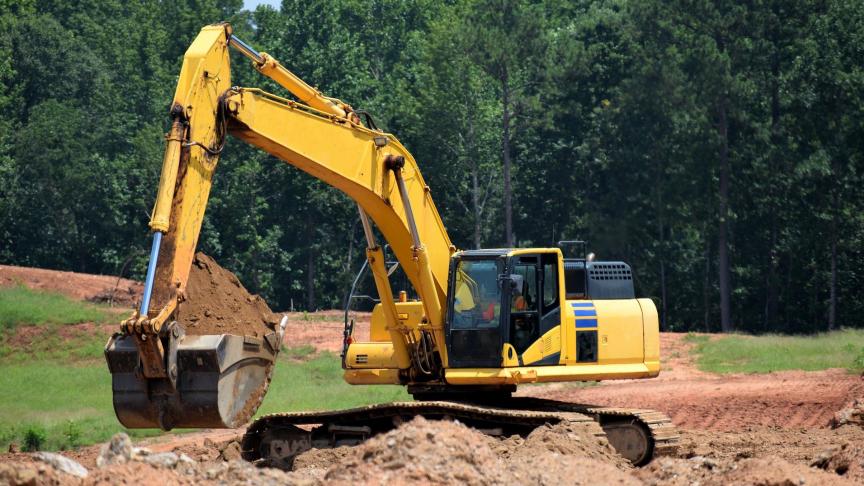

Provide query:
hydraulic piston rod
left=228, top=35, right=358, bottom=123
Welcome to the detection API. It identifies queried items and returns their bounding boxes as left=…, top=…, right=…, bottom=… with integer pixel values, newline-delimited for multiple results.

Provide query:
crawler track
left=241, top=398, right=678, bottom=467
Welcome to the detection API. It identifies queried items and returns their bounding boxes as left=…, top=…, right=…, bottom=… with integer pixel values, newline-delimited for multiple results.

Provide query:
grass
left=0, top=288, right=405, bottom=451
left=0, top=286, right=113, bottom=329
left=0, top=363, right=164, bottom=451
left=0, top=343, right=408, bottom=451
left=258, top=350, right=409, bottom=415
left=686, top=329, right=864, bottom=374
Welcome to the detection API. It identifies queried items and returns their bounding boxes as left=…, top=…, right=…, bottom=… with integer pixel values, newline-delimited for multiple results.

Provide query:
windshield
left=451, top=259, right=501, bottom=329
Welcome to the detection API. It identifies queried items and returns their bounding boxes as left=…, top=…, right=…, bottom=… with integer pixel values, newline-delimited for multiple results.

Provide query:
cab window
left=511, top=258, right=537, bottom=312
left=542, top=257, right=558, bottom=312
left=451, top=259, right=501, bottom=329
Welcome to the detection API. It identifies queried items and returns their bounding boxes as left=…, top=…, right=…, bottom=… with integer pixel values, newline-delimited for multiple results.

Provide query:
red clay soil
left=0, top=264, right=142, bottom=307
left=281, top=310, right=370, bottom=352
left=176, top=253, right=277, bottom=338
left=323, top=416, right=636, bottom=486
left=524, top=333, right=864, bottom=432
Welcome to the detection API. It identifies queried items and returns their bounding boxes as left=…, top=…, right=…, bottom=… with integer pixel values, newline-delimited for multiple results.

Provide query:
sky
left=243, top=0, right=280, bottom=10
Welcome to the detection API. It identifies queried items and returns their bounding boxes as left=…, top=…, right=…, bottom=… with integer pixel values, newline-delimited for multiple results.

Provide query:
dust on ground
left=176, top=253, right=278, bottom=338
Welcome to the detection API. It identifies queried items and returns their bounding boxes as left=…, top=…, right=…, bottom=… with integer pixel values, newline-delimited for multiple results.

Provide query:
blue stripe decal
left=574, top=309, right=597, bottom=317
left=570, top=302, right=594, bottom=307
left=576, top=319, right=597, bottom=328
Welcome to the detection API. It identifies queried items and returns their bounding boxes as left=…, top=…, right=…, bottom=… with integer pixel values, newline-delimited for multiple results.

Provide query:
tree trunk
left=472, top=159, right=481, bottom=249
left=717, top=99, right=733, bottom=333
left=469, top=117, right=482, bottom=249
left=501, top=66, right=514, bottom=247
left=656, top=187, right=667, bottom=330
left=306, top=213, right=316, bottom=311
left=703, top=233, right=711, bottom=332
left=828, top=190, right=838, bottom=331
left=765, top=44, right=781, bottom=330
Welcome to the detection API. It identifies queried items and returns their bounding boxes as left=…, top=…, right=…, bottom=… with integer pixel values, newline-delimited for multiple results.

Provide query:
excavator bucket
left=105, top=319, right=285, bottom=430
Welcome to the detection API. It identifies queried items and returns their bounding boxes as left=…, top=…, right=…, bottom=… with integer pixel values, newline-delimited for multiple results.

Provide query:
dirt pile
left=677, top=425, right=864, bottom=465
left=812, top=440, right=864, bottom=483
left=322, top=416, right=635, bottom=486
left=3, top=421, right=863, bottom=486
left=510, top=420, right=628, bottom=467
left=636, top=456, right=855, bottom=486
left=0, top=460, right=68, bottom=485
left=832, top=398, right=864, bottom=428
left=324, top=416, right=506, bottom=485
left=178, top=253, right=278, bottom=337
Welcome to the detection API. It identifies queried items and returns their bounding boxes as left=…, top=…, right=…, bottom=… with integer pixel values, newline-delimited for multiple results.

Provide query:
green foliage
left=63, top=420, right=82, bottom=449
left=688, top=329, right=864, bottom=374
left=853, top=347, right=864, bottom=371
left=1, top=0, right=864, bottom=333
left=0, top=286, right=112, bottom=329
left=22, top=426, right=46, bottom=452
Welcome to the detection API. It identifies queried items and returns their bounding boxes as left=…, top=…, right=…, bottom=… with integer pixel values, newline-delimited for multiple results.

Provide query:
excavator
left=104, top=23, right=678, bottom=468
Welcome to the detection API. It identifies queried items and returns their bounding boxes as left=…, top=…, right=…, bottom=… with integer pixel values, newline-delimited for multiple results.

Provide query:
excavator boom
left=106, top=23, right=454, bottom=430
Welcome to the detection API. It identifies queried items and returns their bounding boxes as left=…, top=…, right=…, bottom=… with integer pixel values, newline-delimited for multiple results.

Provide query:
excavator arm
left=106, top=23, right=455, bottom=430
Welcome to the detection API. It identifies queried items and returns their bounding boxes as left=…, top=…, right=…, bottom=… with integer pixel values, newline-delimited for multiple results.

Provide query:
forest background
left=1, top=0, right=862, bottom=334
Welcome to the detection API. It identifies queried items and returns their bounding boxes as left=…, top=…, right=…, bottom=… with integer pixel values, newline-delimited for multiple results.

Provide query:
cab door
left=508, top=253, right=563, bottom=366
left=506, top=255, right=541, bottom=358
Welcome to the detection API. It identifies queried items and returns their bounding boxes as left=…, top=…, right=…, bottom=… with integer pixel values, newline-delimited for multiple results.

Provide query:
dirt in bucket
left=176, top=253, right=278, bottom=338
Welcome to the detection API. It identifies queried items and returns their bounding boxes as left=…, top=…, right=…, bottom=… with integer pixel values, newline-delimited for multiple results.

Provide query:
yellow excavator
left=105, top=23, right=678, bottom=467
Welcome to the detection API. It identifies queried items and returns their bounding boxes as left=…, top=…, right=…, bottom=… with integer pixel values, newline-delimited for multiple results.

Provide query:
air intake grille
left=589, top=263, right=632, bottom=281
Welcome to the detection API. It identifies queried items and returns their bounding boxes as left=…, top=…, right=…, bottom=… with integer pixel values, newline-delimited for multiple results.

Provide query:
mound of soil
left=812, top=440, right=864, bottom=482
left=324, top=416, right=506, bottom=485
left=512, top=420, right=628, bottom=468
left=322, top=416, right=633, bottom=486
left=0, top=460, right=68, bottom=486
left=87, top=461, right=194, bottom=486
left=177, top=253, right=278, bottom=338
left=832, top=399, right=864, bottom=428
left=636, top=456, right=855, bottom=486
left=677, top=425, right=864, bottom=465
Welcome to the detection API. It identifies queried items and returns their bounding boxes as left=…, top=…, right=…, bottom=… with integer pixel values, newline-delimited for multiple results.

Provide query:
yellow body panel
left=444, top=363, right=656, bottom=385
left=343, top=369, right=401, bottom=385
left=345, top=342, right=400, bottom=369
left=520, top=326, right=562, bottom=365
left=639, top=298, right=661, bottom=374
left=501, top=343, right=520, bottom=367
left=370, top=301, right=424, bottom=342
left=593, top=300, right=645, bottom=365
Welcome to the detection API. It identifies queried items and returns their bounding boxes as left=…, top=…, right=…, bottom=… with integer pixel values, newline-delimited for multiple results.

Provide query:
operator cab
left=445, top=249, right=562, bottom=368
left=444, top=243, right=636, bottom=369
